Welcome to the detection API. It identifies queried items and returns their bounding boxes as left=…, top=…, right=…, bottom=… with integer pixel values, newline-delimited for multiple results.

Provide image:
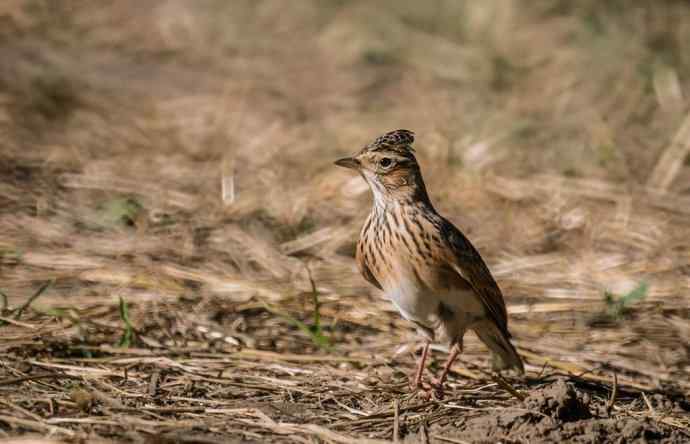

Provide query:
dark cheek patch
left=376, top=163, right=416, bottom=191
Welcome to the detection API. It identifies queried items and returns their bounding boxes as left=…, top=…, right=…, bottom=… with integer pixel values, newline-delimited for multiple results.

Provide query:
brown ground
left=1, top=1, right=690, bottom=443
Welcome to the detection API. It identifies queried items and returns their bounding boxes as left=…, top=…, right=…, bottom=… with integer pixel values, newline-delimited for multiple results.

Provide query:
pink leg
left=412, top=341, right=431, bottom=389
left=430, top=343, right=462, bottom=398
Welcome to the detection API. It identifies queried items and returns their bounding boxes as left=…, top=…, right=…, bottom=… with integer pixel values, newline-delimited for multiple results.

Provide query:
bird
left=335, top=129, right=524, bottom=397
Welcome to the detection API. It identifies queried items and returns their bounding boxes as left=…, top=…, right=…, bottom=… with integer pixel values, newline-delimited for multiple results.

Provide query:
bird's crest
left=364, top=129, right=415, bottom=155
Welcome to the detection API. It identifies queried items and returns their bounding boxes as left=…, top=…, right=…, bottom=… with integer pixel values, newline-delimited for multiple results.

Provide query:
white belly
left=385, top=275, right=438, bottom=325
left=382, top=270, right=486, bottom=341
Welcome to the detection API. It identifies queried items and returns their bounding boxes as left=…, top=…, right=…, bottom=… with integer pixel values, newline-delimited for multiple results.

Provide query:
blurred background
left=1, top=0, right=689, bottom=441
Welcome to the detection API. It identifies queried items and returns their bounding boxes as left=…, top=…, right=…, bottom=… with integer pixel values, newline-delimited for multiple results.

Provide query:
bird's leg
left=430, top=342, right=462, bottom=398
left=411, top=340, right=431, bottom=389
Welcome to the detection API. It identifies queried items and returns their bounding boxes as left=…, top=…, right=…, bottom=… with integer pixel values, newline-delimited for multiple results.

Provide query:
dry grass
left=1, top=1, right=689, bottom=442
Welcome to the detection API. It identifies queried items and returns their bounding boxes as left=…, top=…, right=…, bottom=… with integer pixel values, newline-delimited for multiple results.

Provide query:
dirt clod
left=433, top=380, right=687, bottom=444
left=525, top=379, right=592, bottom=422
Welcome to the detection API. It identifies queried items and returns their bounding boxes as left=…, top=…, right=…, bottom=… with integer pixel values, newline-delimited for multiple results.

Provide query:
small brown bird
left=335, top=129, right=524, bottom=396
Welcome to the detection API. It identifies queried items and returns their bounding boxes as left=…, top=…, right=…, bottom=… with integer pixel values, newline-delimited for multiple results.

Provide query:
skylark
left=335, top=129, right=524, bottom=396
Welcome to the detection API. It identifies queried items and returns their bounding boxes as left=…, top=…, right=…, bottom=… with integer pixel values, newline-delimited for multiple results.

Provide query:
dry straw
left=1, top=1, right=689, bottom=442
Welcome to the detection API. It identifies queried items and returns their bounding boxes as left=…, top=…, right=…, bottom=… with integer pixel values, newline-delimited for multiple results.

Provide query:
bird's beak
left=334, top=157, right=360, bottom=170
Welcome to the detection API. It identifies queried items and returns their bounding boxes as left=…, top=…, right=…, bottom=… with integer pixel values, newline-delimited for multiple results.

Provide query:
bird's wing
left=441, top=219, right=510, bottom=335
left=356, top=241, right=382, bottom=290
left=360, top=259, right=382, bottom=290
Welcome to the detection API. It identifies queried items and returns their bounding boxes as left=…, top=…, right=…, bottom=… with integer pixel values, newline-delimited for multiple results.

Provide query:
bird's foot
left=414, top=379, right=444, bottom=401
left=407, top=373, right=432, bottom=400
left=428, top=378, right=446, bottom=400
left=408, top=374, right=420, bottom=391
left=408, top=368, right=427, bottom=391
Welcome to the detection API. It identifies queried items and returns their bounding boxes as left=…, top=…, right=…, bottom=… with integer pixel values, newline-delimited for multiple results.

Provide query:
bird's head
left=335, top=129, right=430, bottom=207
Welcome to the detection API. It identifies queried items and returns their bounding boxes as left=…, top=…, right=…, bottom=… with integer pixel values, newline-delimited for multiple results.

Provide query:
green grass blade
left=13, top=279, right=54, bottom=321
left=117, top=296, right=135, bottom=348
left=618, top=282, right=648, bottom=306
left=261, top=300, right=332, bottom=352
left=0, top=289, right=8, bottom=312
left=605, top=281, right=649, bottom=318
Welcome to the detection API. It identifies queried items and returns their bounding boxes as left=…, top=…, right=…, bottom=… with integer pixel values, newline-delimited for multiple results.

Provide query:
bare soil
left=430, top=379, right=688, bottom=444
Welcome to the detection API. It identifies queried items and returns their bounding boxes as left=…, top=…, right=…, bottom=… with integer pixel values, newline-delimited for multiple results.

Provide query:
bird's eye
left=379, top=158, right=393, bottom=168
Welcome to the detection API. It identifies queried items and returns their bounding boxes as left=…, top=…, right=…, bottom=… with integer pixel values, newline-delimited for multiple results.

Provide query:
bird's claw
left=415, top=379, right=445, bottom=401
left=428, top=378, right=446, bottom=400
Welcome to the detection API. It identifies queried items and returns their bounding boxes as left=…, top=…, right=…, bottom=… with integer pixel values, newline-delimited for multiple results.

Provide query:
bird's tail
left=474, top=321, right=524, bottom=374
